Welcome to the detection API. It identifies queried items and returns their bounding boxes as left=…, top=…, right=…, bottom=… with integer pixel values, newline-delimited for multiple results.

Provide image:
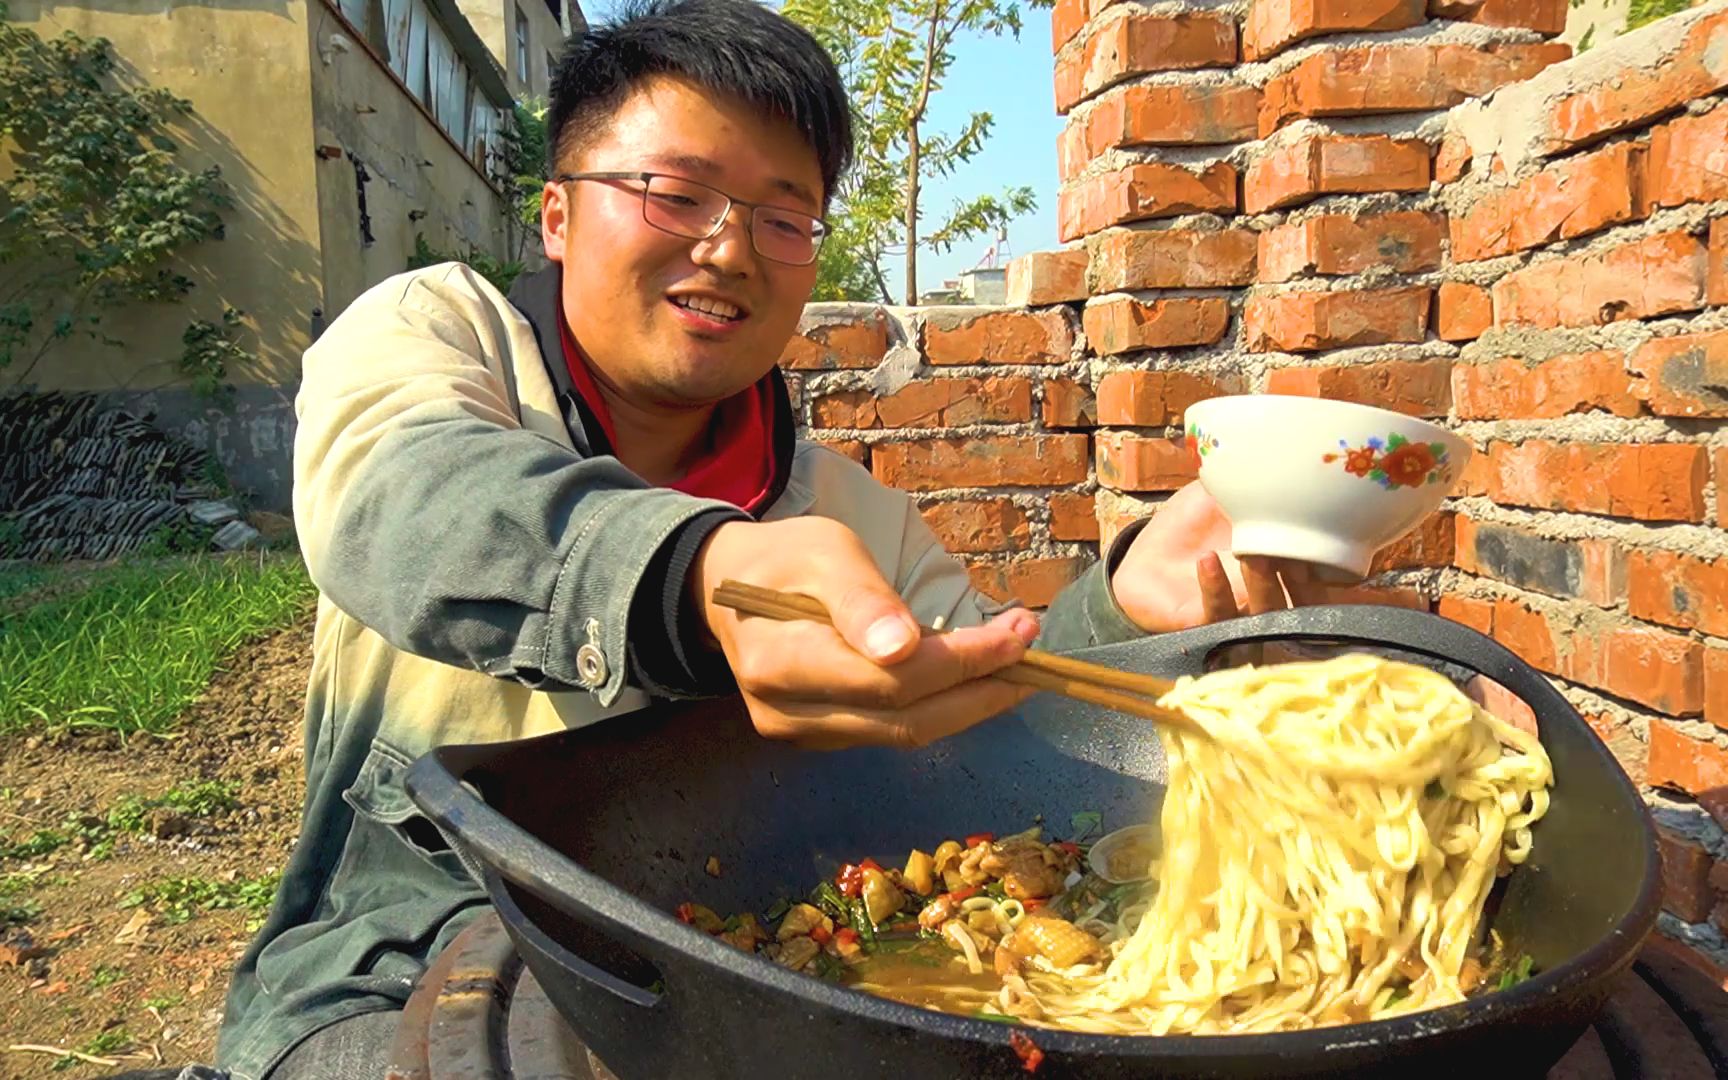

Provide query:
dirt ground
left=0, top=621, right=313, bottom=1078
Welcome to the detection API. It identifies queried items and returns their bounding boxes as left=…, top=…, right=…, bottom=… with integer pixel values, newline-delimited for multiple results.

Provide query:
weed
left=1, top=554, right=313, bottom=734
left=144, top=993, right=185, bottom=1010
left=54, top=1027, right=132, bottom=1070
left=88, top=965, right=126, bottom=989
left=121, top=871, right=280, bottom=930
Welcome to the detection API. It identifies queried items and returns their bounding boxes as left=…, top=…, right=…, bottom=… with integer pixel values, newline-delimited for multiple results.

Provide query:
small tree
left=0, top=3, right=232, bottom=392
left=784, top=0, right=1046, bottom=304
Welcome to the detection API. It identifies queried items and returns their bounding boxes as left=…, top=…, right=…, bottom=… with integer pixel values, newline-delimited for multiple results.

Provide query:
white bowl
left=1181, top=395, right=1471, bottom=582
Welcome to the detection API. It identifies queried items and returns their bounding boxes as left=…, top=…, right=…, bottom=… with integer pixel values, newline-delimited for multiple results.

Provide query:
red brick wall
left=785, top=2, right=1728, bottom=969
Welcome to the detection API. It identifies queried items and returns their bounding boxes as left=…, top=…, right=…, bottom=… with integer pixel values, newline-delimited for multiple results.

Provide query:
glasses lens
left=753, top=208, right=823, bottom=265
left=642, top=175, right=728, bottom=239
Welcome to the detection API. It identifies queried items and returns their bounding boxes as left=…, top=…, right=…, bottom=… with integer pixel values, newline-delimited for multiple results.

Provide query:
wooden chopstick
left=711, top=579, right=1202, bottom=736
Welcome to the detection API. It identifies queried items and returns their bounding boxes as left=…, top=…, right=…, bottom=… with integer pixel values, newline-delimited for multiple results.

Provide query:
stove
left=384, top=915, right=1728, bottom=1080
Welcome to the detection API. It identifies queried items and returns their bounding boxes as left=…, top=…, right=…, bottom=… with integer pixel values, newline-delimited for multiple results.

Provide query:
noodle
left=1010, top=654, right=1552, bottom=1035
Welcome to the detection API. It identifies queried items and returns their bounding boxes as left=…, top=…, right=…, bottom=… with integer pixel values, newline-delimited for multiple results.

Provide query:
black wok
left=406, top=605, right=1661, bottom=1079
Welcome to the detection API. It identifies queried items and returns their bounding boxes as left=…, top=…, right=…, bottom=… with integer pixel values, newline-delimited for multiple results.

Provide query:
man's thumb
left=830, top=583, right=919, bottom=664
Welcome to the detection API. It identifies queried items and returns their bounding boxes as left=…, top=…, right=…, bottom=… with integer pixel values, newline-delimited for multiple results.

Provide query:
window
left=546, top=50, right=557, bottom=87
left=515, top=4, right=530, bottom=84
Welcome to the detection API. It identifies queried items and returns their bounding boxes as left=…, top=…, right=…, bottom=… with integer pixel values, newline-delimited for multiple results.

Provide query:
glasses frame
left=556, top=170, right=830, bottom=267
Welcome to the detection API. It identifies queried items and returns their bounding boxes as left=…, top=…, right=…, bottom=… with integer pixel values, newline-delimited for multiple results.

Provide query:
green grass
left=120, top=871, right=280, bottom=930
left=0, top=553, right=314, bottom=735
left=1627, top=0, right=1697, bottom=30
left=0, top=779, right=244, bottom=864
left=0, top=561, right=55, bottom=604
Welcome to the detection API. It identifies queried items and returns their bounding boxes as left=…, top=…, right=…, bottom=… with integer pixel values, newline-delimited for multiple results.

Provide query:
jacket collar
left=505, top=263, right=797, bottom=519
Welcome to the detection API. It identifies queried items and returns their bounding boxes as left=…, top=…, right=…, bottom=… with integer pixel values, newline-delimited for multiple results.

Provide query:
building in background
left=2, top=0, right=583, bottom=509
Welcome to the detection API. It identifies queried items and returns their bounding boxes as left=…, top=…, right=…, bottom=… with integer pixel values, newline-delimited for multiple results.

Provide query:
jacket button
left=576, top=643, right=608, bottom=688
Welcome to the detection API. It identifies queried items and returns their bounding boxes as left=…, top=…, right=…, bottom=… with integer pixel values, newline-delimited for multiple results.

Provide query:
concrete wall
left=457, top=0, right=565, bottom=102
left=307, top=0, right=517, bottom=319
left=4, top=0, right=324, bottom=395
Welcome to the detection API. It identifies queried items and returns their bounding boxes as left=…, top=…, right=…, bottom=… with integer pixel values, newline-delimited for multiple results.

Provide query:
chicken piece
left=956, top=843, right=993, bottom=888
left=772, top=935, right=820, bottom=971
left=1459, top=958, right=1484, bottom=993
left=918, top=892, right=961, bottom=932
left=776, top=903, right=834, bottom=943
left=979, top=837, right=1067, bottom=900
left=994, top=937, right=1026, bottom=976
left=860, top=867, right=905, bottom=925
left=717, top=913, right=769, bottom=953
left=1016, top=915, right=1102, bottom=968
left=933, top=840, right=967, bottom=891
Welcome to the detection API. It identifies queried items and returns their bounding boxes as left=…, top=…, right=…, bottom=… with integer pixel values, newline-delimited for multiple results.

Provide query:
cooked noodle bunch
left=1009, top=654, right=1552, bottom=1034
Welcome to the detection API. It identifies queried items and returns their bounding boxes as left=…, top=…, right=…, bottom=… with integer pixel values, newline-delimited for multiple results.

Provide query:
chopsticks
left=711, top=580, right=1203, bottom=736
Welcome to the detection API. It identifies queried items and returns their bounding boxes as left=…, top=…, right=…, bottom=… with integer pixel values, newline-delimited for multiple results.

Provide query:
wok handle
left=1129, top=603, right=1569, bottom=715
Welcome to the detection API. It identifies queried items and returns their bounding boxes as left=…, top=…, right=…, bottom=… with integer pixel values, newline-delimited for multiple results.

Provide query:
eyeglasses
left=556, top=171, right=829, bottom=267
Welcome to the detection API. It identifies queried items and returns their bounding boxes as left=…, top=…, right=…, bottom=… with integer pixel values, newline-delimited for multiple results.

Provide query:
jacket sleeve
left=291, top=265, right=743, bottom=705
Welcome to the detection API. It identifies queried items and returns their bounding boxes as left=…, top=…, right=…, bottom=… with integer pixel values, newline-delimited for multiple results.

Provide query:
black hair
left=547, top=0, right=853, bottom=203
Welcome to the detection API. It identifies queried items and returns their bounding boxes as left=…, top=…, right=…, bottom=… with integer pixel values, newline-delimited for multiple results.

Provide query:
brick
left=1646, top=108, right=1728, bottom=210
left=1437, top=594, right=1495, bottom=635
left=1658, top=828, right=1716, bottom=923
left=1083, top=297, right=1231, bottom=355
left=1707, top=647, right=1728, bottom=733
left=1436, top=283, right=1492, bottom=343
left=1628, top=550, right=1728, bottom=638
left=1719, top=446, right=1728, bottom=530
left=1052, top=0, right=1087, bottom=53
left=1458, top=443, right=1494, bottom=497
left=1492, top=231, right=1708, bottom=330
left=1629, top=331, right=1728, bottom=419
left=816, top=438, right=868, bottom=467
left=1546, top=8, right=1728, bottom=152
left=1649, top=721, right=1728, bottom=796
left=1713, top=857, right=1728, bottom=892
left=968, top=556, right=1088, bottom=608
left=1452, top=352, right=1639, bottom=420
left=1042, top=379, right=1097, bottom=430
left=1049, top=492, right=1101, bottom=541
left=1244, top=288, right=1432, bottom=353
left=872, top=435, right=1090, bottom=492
left=1243, top=134, right=1430, bottom=214
left=1585, top=711, right=1650, bottom=787
left=1487, top=441, right=1708, bottom=522
left=923, top=308, right=1074, bottom=366
left=1005, top=249, right=1088, bottom=307
left=1450, top=143, right=1647, bottom=263
left=780, top=309, right=889, bottom=370
left=1095, top=432, right=1197, bottom=491
left=1086, top=82, right=1260, bottom=154
left=922, top=499, right=1031, bottom=553
left=1428, top=0, right=1568, bottom=33
left=1058, top=162, right=1238, bottom=240
left=1095, top=370, right=1237, bottom=426
left=1435, top=133, right=1473, bottom=184
left=1088, top=228, right=1258, bottom=291
left=1604, top=625, right=1706, bottom=716
left=1258, top=211, right=1443, bottom=283
left=1260, top=43, right=1570, bottom=137
left=1370, top=510, right=1455, bottom=571
left=1710, top=217, right=1727, bottom=306
left=1492, top=599, right=1559, bottom=674
left=1458, top=519, right=1625, bottom=606
left=1310, top=583, right=1431, bottom=609
left=1057, top=120, right=1089, bottom=184
left=811, top=376, right=1033, bottom=430
left=1266, top=358, right=1452, bottom=417
left=1055, top=12, right=1238, bottom=113
left=1242, top=0, right=1425, bottom=62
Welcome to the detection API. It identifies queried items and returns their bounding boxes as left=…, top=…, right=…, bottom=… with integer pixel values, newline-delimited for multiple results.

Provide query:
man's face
left=544, top=76, right=824, bottom=408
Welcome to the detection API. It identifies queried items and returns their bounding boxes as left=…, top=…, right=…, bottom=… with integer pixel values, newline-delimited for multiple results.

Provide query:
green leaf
left=1069, top=810, right=1102, bottom=839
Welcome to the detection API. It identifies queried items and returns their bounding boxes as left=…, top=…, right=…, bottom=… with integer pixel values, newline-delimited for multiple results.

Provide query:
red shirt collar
left=557, top=314, right=779, bottom=515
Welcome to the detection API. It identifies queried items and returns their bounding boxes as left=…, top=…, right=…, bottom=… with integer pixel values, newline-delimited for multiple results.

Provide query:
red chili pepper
left=1054, top=841, right=1081, bottom=858
left=947, top=885, right=980, bottom=903
left=836, top=863, right=865, bottom=898
left=859, top=857, right=884, bottom=873
left=965, top=832, right=996, bottom=849
left=675, top=903, right=697, bottom=925
left=1009, top=1030, right=1044, bottom=1073
left=809, top=924, right=833, bottom=945
left=1022, top=898, right=1047, bottom=912
left=834, top=927, right=860, bottom=948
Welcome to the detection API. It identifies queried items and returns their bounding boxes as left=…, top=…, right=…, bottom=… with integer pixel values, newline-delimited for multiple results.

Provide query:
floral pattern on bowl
left=1322, top=433, right=1454, bottom=491
left=1184, top=423, right=1220, bottom=470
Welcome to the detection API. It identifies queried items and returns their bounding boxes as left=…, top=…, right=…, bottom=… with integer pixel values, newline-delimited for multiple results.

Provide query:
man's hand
left=1110, top=481, right=1321, bottom=633
left=691, top=517, right=1039, bottom=749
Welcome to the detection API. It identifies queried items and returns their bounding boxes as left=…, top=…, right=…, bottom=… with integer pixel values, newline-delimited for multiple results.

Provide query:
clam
left=1086, top=823, right=1162, bottom=885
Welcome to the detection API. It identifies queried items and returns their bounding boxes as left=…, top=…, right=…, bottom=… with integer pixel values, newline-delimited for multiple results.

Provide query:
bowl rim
left=1183, top=395, right=1469, bottom=449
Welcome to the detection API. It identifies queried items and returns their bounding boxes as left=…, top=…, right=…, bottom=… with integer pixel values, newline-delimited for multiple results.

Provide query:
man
left=207, top=2, right=1310, bottom=1076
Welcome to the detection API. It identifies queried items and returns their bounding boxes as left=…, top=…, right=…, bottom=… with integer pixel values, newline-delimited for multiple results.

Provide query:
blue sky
left=578, top=1, right=1063, bottom=298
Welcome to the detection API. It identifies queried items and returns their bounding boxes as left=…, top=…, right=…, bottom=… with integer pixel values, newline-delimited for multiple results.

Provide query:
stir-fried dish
left=679, top=655, right=1552, bottom=1037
